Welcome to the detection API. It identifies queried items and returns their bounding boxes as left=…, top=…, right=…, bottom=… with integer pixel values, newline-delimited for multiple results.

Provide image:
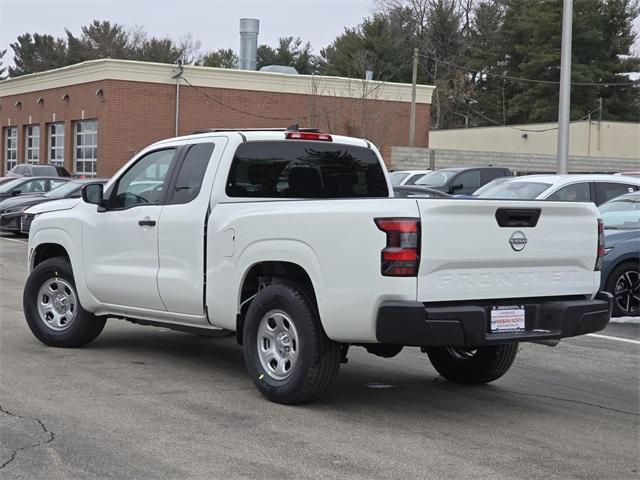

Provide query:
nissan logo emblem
left=509, top=231, right=528, bottom=251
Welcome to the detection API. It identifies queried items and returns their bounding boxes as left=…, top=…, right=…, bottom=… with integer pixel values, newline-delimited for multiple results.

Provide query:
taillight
left=375, top=218, right=420, bottom=277
left=595, top=218, right=605, bottom=271
left=285, top=131, right=333, bottom=141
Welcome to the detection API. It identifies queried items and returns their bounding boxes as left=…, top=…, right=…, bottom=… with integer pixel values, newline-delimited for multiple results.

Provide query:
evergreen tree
left=0, top=49, right=6, bottom=79
left=200, top=48, right=239, bottom=69
left=9, top=33, right=68, bottom=76
left=256, top=37, right=317, bottom=74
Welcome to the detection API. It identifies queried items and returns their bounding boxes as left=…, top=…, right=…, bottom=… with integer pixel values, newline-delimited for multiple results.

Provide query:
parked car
left=393, top=185, right=453, bottom=198
left=0, top=179, right=105, bottom=235
left=8, top=164, right=71, bottom=178
left=390, top=170, right=431, bottom=186
left=614, top=172, right=640, bottom=177
left=599, top=191, right=640, bottom=317
left=0, top=177, right=16, bottom=186
left=23, top=129, right=611, bottom=405
left=0, top=176, right=69, bottom=203
left=413, top=166, right=512, bottom=195
left=474, top=174, right=640, bottom=205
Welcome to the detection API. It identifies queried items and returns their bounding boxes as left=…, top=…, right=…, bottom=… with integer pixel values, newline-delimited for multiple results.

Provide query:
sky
left=1, top=0, right=638, bottom=67
left=0, top=0, right=376, bottom=63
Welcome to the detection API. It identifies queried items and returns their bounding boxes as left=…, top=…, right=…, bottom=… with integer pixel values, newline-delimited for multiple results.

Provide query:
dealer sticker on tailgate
left=490, top=305, right=525, bottom=333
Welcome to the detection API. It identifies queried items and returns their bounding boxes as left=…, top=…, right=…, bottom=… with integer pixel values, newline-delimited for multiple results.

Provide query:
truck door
left=156, top=138, right=228, bottom=317
left=83, top=147, right=178, bottom=310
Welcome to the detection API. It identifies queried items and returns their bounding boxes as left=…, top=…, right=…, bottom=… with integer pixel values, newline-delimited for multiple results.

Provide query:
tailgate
left=417, top=199, right=599, bottom=302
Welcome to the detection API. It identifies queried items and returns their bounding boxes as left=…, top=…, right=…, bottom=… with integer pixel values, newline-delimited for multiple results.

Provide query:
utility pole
left=409, top=48, right=418, bottom=147
left=173, top=59, right=184, bottom=137
left=597, top=96, right=602, bottom=151
left=556, top=0, right=573, bottom=174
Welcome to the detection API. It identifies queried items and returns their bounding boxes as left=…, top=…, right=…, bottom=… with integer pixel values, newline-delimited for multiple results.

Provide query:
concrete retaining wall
left=389, top=147, right=639, bottom=174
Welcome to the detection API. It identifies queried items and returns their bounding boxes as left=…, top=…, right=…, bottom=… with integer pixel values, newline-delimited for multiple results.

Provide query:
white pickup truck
left=23, top=128, right=612, bottom=404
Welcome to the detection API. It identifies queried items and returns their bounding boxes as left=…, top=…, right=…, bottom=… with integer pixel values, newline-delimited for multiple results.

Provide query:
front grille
left=20, top=214, right=34, bottom=234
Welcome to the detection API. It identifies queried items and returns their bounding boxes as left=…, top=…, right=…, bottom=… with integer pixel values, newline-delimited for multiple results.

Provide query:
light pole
left=557, top=0, right=573, bottom=174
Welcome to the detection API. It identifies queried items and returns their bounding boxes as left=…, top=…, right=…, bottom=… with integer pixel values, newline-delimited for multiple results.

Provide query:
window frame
left=4, top=127, right=18, bottom=173
left=545, top=182, right=593, bottom=202
left=48, top=122, right=65, bottom=167
left=105, top=147, right=179, bottom=211
left=24, top=125, right=40, bottom=165
left=74, top=120, right=98, bottom=177
left=165, top=142, right=215, bottom=206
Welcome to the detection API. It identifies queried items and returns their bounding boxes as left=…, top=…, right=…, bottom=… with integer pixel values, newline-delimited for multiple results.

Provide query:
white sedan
left=389, top=169, right=431, bottom=186
left=474, top=174, right=640, bottom=205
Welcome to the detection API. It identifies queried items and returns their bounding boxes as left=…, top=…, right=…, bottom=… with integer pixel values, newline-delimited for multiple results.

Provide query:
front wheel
left=605, top=262, right=639, bottom=317
left=425, top=343, right=518, bottom=385
left=23, top=257, right=106, bottom=348
left=242, top=283, right=342, bottom=404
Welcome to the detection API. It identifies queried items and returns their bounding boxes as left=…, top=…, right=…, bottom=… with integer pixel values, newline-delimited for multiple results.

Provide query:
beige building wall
left=429, top=121, right=640, bottom=160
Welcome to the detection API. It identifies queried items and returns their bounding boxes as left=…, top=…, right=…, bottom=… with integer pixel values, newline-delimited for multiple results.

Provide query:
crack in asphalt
left=0, top=404, right=55, bottom=470
left=501, top=390, right=639, bottom=416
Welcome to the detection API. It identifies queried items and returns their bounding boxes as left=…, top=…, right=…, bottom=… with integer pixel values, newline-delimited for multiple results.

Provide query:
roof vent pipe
left=239, top=18, right=260, bottom=70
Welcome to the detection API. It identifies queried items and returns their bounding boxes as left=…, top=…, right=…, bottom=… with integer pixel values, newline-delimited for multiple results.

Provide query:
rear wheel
left=425, top=343, right=518, bottom=384
left=605, top=262, right=639, bottom=317
left=23, top=257, right=106, bottom=347
left=242, top=283, right=341, bottom=404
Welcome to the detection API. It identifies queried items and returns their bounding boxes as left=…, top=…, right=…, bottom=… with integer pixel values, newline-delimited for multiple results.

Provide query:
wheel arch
left=236, top=260, right=320, bottom=345
left=29, top=228, right=99, bottom=312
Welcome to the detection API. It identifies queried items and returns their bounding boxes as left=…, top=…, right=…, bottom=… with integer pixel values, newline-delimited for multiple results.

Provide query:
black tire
left=425, top=343, right=518, bottom=385
left=23, top=257, right=106, bottom=348
left=242, top=283, right=341, bottom=405
left=605, top=261, right=639, bottom=317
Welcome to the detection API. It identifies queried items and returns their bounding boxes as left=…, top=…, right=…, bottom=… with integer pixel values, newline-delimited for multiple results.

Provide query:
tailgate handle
left=495, top=208, right=541, bottom=228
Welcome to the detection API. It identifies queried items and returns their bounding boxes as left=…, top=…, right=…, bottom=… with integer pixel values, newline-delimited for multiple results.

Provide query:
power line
left=419, top=53, right=638, bottom=87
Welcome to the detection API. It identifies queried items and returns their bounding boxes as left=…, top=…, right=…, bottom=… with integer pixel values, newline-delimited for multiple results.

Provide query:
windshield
left=475, top=180, right=552, bottom=199
left=0, top=178, right=23, bottom=193
left=390, top=172, right=410, bottom=186
left=599, top=199, right=640, bottom=230
left=44, top=182, right=81, bottom=199
left=414, top=170, right=458, bottom=187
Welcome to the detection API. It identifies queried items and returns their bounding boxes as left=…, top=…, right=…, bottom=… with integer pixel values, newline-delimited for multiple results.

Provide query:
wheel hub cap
left=36, top=277, right=78, bottom=331
left=257, top=310, right=300, bottom=380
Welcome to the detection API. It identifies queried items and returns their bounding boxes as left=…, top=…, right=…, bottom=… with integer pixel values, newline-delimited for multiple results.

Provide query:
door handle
left=138, top=219, right=156, bottom=227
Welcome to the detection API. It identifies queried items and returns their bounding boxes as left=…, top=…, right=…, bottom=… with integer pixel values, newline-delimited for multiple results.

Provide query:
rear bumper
left=376, top=292, right=612, bottom=347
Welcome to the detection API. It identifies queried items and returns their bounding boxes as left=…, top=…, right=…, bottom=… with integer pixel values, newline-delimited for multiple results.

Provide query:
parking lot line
left=0, top=236, right=27, bottom=244
left=587, top=333, right=640, bottom=345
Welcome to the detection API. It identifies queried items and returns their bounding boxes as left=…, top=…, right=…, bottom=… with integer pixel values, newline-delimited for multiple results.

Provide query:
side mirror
left=449, top=183, right=463, bottom=193
left=81, top=183, right=104, bottom=206
left=11, top=189, right=21, bottom=196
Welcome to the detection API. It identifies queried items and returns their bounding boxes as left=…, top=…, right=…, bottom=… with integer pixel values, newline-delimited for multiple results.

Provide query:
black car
left=393, top=185, right=453, bottom=199
left=0, top=176, right=70, bottom=202
left=413, top=167, right=512, bottom=195
left=1, top=179, right=105, bottom=235
left=8, top=164, right=72, bottom=177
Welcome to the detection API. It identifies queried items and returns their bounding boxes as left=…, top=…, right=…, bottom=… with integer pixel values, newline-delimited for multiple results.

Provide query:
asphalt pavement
left=0, top=234, right=638, bottom=480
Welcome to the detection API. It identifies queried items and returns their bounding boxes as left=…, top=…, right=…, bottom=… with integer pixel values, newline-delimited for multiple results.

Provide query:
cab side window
left=596, top=182, right=638, bottom=205
left=452, top=170, right=481, bottom=193
left=168, top=143, right=214, bottom=205
left=110, top=148, right=176, bottom=209
left=24, top=179, right=47, bottom=193
left=546, top=182, right=591, bottom=202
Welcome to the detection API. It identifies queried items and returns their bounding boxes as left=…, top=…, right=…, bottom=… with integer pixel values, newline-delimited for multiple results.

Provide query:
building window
left=25, top=125, right=40, bottom=164
left=74, top=120, right=97, bottom=176
left=48, top=123, right=65, bottom=166
left=4, top=127, right=17, bottom=173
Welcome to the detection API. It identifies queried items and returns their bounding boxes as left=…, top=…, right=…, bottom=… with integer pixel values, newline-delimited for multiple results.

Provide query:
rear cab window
left=226, top=141, right=389, bottom=198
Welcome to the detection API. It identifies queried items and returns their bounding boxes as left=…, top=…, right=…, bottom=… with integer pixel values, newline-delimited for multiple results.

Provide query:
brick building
left=0, top=59, right=434, bottom=177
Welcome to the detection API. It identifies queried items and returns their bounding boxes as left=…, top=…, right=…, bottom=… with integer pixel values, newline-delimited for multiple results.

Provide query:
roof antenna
left=286, top=123, right=299, bottom=131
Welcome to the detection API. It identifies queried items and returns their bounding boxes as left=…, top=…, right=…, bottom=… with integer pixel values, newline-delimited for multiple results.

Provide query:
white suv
left=475, top=174, right=640, bottom=205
